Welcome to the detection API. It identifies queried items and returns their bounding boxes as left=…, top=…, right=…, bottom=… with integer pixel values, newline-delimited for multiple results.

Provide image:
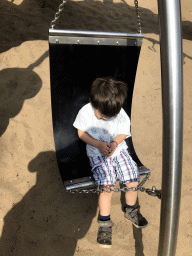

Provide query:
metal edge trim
left=64, top=176, right=94, bottom=186
left=49, top=36, right=142, bottom=46
left=65, top=181, right=96, bottom=191
left=138, top=169, right=151, bottom=175
left=49, top=29, right=144, bottom=39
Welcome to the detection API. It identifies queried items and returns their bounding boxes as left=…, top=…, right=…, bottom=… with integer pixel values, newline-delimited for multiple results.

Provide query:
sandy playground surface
left=0, top=0, right=192, bottom=255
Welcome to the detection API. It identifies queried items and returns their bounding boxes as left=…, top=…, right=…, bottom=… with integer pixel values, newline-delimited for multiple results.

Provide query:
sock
left=100, top=215, right=110, bottom=221
left=124, top=203, right=136, bottom=211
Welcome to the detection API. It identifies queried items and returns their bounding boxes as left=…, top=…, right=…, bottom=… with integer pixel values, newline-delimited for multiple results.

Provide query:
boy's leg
left=97, top=185, right=114, bottom=247
left=88, top=155, right=117, bottom=247
left=125, top=181, right=139, bottom=206
left=99, top=185, right=114, bottom=216
left=114, top=150, right=148, bottom=229
left=89, top=155, right=116, bottom=217
left=124, top=181, right=148, bottom=229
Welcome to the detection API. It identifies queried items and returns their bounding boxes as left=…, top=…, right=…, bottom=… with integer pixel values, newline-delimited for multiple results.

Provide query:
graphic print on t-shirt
left=73, top=103, right=131, bottom=157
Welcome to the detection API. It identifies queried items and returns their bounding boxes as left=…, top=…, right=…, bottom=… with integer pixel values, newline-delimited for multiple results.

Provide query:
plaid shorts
left=88, top=149, right=140, bottom=186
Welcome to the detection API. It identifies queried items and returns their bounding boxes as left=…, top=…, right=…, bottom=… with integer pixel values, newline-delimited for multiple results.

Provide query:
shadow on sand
left=0, top=151, right=98, bottom=255
left=0, top=51, right=49, bottom=137
left=0, top=0, right=192, bottom=54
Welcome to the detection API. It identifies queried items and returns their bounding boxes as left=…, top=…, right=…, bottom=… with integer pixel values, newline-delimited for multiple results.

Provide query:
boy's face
left=93, top=109, right=110, bottom=120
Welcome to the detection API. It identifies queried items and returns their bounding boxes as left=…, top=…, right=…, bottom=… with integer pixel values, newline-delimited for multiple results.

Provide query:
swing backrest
left=49, top=29, right=150, bottom=190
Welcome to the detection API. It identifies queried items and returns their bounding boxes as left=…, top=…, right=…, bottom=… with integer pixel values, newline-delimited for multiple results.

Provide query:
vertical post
left=157, top=0, right=183, bottom=255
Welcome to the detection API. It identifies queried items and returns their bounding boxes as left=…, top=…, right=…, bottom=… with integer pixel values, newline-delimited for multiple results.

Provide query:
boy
left=73, top=77, right=148, bottom=247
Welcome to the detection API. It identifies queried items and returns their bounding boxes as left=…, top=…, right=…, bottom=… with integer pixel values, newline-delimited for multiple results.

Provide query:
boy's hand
left=98, top=142, right=110, bottom=156
left=107, top=141, right=117, bottom=157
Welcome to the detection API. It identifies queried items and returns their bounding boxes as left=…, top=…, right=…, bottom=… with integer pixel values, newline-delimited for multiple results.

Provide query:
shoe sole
left=99, top=243, right=112, bottom=249
left=126, top=218, right=148, bottom=229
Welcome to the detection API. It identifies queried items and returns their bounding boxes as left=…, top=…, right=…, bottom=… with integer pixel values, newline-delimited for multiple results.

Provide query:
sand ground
left=0, top=0, right=192, bottom=255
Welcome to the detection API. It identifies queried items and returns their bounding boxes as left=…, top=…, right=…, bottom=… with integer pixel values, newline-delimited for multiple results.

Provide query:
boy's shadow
left=0, top=151, right=98, bottom=256
left=0, top=51, right=48, bottom=137
left=0, top=67, right=41, bottom=137
left=120, top=184, right=145, bottom=256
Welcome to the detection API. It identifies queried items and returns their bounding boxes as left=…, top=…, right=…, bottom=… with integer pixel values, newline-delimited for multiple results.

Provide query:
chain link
left=69, top=186, right=149, bottom=194
left=51, top=0, right=142, bottom=33
left=69, top=173, right=150, bottom=194
left=134, top=0, right=142, bottom=33
left=50, top=0, right=68, bottom=29
left=68, top=173, right=161, bottom=199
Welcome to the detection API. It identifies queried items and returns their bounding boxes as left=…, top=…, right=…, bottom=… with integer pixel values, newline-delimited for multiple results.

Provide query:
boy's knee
left=125, top=181, right=139, bottom=189
left=100, top=185, right=114, bottom=189
left=100, top=185, right=115, bottom=193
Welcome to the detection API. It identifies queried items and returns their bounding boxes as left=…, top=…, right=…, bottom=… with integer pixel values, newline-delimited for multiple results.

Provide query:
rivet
left=77, top=40, right=80, bottom=44
left=116, top=41, right=119, bottom=45
left=97, top=41, right=100, bottom=45
left=56, top=39, right=59, bottom=44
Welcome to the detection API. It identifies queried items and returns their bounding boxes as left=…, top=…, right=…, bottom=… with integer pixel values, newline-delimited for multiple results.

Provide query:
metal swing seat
left=49, top=1, right=150, bottom=191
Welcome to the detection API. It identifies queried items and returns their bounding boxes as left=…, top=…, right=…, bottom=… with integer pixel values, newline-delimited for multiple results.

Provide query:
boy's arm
left=78, top=129, right=101, bottom=148
left=77, top=129, right=110, bottom=156
left=111, top=134, right=127, bottom=145
left=108, top=134, right=127, bottom=157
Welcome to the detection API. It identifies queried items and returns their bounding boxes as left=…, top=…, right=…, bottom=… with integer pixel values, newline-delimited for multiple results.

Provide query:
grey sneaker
left=124, top=205, right=148, bottom=229
left=97, top=220, right=114, bottom=248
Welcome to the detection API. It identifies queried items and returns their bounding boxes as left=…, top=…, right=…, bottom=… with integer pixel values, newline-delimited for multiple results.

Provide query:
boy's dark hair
left=89, top=77, right=128, bottom=117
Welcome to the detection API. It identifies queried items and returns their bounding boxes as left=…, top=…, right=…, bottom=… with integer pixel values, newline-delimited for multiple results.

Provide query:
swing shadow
left=1, top=0, right=192, bottom=54
left=0, top=50, right=49, bottom=137
left=120, top=184, right=145, bottom=256
left=0, top=151, right=98, bottom=255
left=144, top=36, right=192, bottom=64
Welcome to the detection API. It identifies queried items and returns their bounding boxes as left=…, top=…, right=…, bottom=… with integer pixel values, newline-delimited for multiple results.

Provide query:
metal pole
left=157, top=0, right=183, bottom=255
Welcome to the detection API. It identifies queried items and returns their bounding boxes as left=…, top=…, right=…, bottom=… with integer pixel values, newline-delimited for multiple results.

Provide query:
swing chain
left=51, top=0, right=141, bottom=33
left=50, top=0, right=68, bottom=29
left=68, top=173, right=161, bottom=199
left=134, top=0, right=142, bottom=33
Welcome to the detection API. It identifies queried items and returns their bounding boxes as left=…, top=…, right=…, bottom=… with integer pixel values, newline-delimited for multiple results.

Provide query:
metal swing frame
left=48, top=0, right=183, bottom=255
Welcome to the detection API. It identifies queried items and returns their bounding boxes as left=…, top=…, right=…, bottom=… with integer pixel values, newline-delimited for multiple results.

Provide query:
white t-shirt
left=73, top=103, right=131, bottom=157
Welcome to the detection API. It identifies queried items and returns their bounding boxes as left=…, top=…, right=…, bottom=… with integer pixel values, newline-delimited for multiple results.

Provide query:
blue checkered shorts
left=88, top=149, right=140, bottom=186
